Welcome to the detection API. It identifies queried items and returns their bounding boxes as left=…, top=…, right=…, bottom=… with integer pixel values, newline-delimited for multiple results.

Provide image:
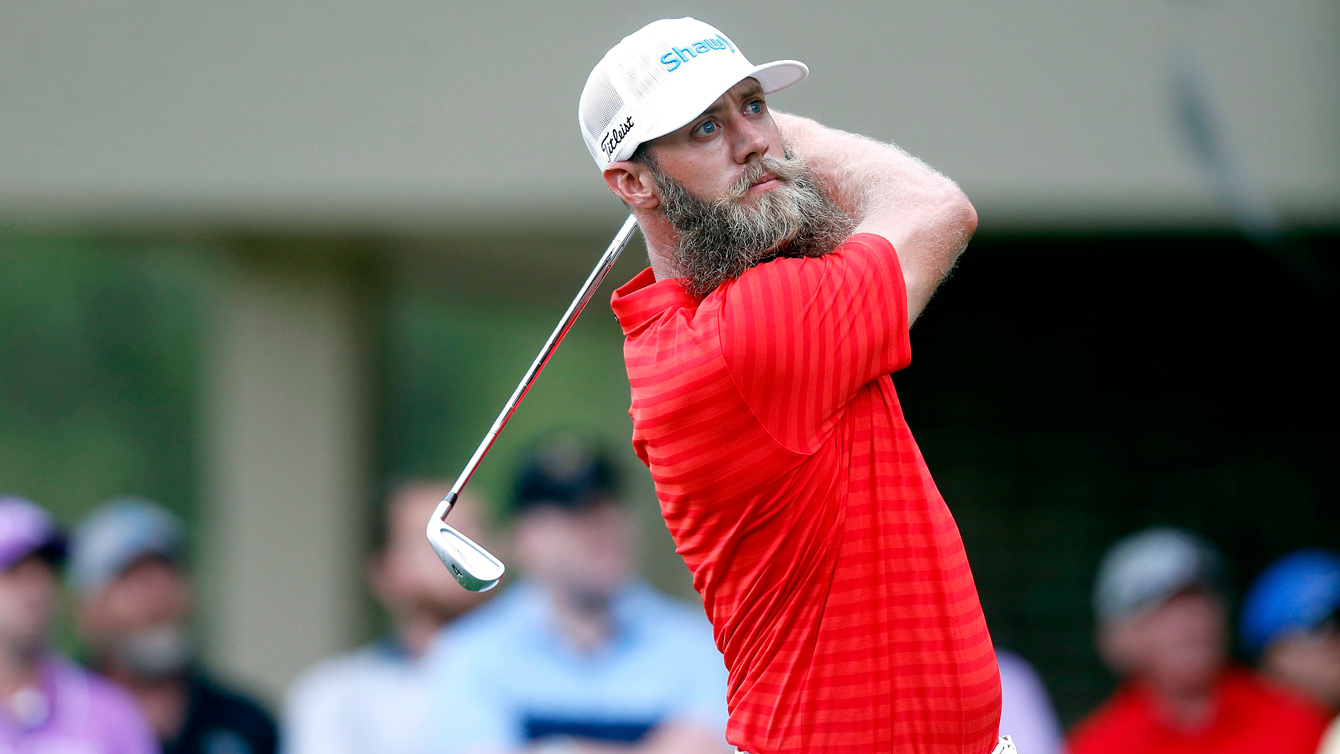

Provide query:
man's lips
left=747, top=173, right=780, bottom=194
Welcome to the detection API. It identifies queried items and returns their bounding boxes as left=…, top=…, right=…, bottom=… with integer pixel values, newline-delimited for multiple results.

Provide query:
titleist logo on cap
left=601, top=116, right=635, bottom=159
left=659, top=34, right=736, bottom=72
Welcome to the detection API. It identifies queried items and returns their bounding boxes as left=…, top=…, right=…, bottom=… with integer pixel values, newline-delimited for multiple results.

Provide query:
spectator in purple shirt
left=0, top=495, right=159, bottom=754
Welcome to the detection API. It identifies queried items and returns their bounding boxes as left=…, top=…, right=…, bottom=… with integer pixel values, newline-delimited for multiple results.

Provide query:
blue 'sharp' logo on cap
left=660, top=35, right=736, bottom=72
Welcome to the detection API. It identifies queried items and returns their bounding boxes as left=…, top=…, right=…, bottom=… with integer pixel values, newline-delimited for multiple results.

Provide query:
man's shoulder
left=427, top=583, right=546, bottom=661
left=724, top=232, right=894, bottom=287
left=449, top=582, right=541, bottom=635
left=1066, top=686, right=1152, bottom=754
left=618, top=583, right=718, bottom=657
left=48, top=655, right=138, bottom=712
left=714, top=232, right=899, bottom=328
left=623, top=583, right=710, bottom=631
left=177, top=674, right=277, bottom=754
left=1224, top=668, right=1331, bottom=728
left=288, top=641, right=418, bottom=703
left=44, top=656, right=154, bottom=741
left=189, top=673, right=276, bottom=729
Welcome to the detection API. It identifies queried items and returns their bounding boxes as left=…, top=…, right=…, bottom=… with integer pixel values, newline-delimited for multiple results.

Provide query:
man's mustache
left=721, top=156, right=807, bottom=203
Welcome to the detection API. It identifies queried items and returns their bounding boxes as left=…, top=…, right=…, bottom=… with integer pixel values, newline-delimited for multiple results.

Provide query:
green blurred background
left=4, top=229, right=1335, bottom=724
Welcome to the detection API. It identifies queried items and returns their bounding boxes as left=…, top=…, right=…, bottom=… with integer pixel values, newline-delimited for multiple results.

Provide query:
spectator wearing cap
left=1069, top=527, right=1329, bottom=754
left=70, top=498, right=276, bottom=754
left=0, top=495, right=158, bottom=753
left=282, top=481, right=493, bottom=754
left=423, top=435, right=730, bottom=754
left=1240, top=550, right=1340, bottom=753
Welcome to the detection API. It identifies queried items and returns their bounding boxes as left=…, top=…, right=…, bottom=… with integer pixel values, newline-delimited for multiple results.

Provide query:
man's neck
left=395, top=612, right=453, bottom=659
left=550, top=590, right=615, bottom=655
left=1146, top=676, right=1220, bottom=731
left=0, top=645, right=40, bottom=698
left=633, top=208, right=682, bottom=283
left=106, top=670, right=189, bottom=743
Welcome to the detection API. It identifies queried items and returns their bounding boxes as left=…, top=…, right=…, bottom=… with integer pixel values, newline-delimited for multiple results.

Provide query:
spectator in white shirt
left=282, top=481, right=493, bottom=754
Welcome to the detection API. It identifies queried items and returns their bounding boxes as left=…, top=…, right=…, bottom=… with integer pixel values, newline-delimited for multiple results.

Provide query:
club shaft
left=439, top=214, right=641, bottom=518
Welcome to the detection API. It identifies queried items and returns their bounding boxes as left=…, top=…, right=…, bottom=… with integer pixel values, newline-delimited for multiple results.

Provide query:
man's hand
left=774, top=112, right=978, bottom=325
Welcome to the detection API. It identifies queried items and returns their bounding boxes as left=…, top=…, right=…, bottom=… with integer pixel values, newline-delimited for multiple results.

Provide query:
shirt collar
left=610, top=268, right=697, bottom=338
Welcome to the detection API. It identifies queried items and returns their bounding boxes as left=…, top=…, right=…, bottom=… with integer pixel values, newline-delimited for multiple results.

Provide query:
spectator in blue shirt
left=424, top=435, right=730, bottom=754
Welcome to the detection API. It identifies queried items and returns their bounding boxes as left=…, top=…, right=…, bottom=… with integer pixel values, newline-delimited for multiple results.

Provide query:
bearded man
left=580, top=17, right=1006, bottom=754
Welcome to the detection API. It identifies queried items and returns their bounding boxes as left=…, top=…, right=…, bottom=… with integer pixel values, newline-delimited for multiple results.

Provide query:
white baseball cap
left=1092, top=527, right=1225, bottom=626
left=579, top=18, right=808, bottom=171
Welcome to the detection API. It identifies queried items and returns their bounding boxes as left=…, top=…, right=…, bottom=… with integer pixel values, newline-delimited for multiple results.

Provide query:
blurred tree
left=0, top=238, right=211, bottom=528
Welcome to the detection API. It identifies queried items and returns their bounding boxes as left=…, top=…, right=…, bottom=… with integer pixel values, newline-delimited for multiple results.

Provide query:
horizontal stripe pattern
left=610, top=235, right=1000, bottom=754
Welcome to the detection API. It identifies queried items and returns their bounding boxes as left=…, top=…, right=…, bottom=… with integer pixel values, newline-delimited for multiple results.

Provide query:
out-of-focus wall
left=2, top=0, right=1337, bottom=233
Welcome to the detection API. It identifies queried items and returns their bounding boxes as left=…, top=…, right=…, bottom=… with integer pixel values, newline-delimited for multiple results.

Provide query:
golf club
left=427, top=213, right=642, bottom=591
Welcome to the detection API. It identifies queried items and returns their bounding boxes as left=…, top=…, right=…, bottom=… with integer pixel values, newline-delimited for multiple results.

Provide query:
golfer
left=583, top=18, right=1006, bottom=754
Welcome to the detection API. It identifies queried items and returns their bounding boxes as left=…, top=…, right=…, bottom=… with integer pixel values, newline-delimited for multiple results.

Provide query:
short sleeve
left=718, top=233, right=910, bottom=453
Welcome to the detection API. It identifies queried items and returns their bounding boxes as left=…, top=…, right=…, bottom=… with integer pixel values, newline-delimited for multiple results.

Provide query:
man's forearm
left=774, top=112, right=977, bottom=322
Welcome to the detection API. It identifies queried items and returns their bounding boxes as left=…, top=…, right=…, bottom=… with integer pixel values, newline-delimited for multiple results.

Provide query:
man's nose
left=729, top=116, right=770, bottom=164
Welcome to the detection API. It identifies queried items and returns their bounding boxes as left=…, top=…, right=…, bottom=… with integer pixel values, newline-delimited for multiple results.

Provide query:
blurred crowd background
left=2, top=1, right=1337, bottom=753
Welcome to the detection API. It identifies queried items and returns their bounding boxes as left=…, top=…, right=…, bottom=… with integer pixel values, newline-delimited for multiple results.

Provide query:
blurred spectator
left=996, top=648, right=1064, bottom=754
left=0, top=496, right=159, bottom=753
left=1069, top=527, right=1328, bottom=754
left=283, top=481, right=492, bottom=754
left=1240, top=550, right=1340, bottom=753
left=424, top=436, right=730, bottom=754
left=71, top=498, right=277, bottom=754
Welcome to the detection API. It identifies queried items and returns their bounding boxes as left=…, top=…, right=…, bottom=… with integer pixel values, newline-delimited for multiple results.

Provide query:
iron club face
left=427, top=500, right=504, bottom=592
left=426, top=215, right=640, bottom=589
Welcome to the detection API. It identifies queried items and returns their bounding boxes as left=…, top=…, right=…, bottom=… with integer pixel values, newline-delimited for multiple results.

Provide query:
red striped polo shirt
left=611, top=233, right=1001, bottom=754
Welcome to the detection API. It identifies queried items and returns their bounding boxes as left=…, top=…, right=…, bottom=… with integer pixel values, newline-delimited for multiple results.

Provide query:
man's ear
left=604, top=161, right=660, bottom=209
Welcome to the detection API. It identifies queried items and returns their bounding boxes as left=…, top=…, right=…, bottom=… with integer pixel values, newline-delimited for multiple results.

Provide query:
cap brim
left=751, top=59, right=809, bottom=95
left=636, top=59, right=809, bottom=153
left=35, top=538, right=67, bottom=566
left=1, top=534, right=68, bottom=571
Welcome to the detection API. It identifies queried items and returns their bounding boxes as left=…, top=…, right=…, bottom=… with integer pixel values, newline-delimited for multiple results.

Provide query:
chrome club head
left=426, top=498, right=504, bottom=592
left=425, top=215, right=639, bottom=591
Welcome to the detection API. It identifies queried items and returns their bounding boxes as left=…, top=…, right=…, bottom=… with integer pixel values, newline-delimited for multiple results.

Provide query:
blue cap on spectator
left=1093, top=526, right=1224, bottom=626
left=1241, top=549, right=1340, bottom=655
left=0, top=496, right=67, bottom=570
left=68, top=497, right=186, bottom=597
left=513, top=435, right=619, bottom=514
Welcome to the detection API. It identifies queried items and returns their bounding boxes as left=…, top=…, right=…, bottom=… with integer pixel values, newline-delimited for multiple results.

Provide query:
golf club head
left=426, top=511, right=505, bottom=592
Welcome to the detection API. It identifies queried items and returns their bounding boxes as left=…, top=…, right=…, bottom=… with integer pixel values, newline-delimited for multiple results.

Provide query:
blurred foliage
left=0, top=237, right=214, bottom=654
left=381, top=263, right=696, bottom=599
left=0, top=238, right=211, bottom=528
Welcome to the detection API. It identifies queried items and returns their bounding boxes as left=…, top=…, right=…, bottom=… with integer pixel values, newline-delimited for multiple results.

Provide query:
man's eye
left=696, top=120, right=717, bottom=135
left=745, top=100, right=763, bottom=114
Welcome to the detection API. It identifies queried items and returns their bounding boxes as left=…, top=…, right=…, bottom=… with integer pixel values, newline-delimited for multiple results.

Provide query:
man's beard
left=648, top=148, right=855, bottom=299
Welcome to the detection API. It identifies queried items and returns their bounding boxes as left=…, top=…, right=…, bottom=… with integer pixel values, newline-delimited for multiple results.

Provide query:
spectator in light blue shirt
left=424, top=435, right=730, bottom=754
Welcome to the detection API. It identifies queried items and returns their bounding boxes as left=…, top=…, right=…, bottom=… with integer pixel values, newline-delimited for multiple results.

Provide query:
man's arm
left=774, top=112, right=978, bottom=325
